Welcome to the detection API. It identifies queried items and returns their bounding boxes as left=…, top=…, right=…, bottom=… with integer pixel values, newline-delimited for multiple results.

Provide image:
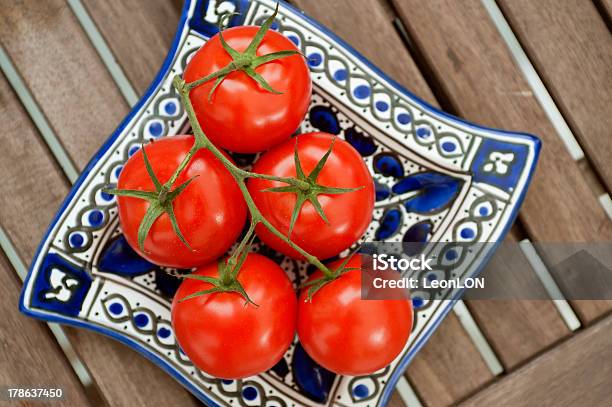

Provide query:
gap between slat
left=453, top=300, right=504, bottom=375
left=0, top=46, right=79, bottom=184
left=396, top=376, right=423, bottom=407
left=598, top=194, right=612, bottom=222
left=519, top=239, right=581, bottom=331
left=67, top=0, right=139, bottom=107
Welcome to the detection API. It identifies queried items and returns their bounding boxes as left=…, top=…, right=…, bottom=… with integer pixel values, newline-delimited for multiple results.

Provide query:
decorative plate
left=20, top=0, right=540, bottom=406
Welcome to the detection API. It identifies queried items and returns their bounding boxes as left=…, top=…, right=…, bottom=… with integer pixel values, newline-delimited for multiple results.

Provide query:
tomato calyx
left=179, top=256, right=258, bottom=306
left=103, top=145, right=197, bottom=252
left=262, top=137, right=364, bottom=236
left=301, top=252, right=362, bottom=301
left=179, top=221, right=259, bottom=305
left=186, top=3, right=304, bottom=100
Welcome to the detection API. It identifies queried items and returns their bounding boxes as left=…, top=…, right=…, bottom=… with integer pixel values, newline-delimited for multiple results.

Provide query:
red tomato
left=184, top=26, right=311, bottom=153
left=247, top=132, right=375, bottom=260
left=297, top=255, right=413, bottom=375
left=117, top=135, right=246, bottom=268
left=171, top=254, right=297, bottom=379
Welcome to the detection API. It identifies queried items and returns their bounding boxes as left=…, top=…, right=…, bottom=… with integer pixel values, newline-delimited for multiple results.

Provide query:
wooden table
left=0, top=0, right=610, bottom=406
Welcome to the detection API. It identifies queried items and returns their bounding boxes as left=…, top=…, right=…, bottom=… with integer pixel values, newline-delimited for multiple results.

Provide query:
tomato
left=297, top=255, right=413, bottom=375
left=184, top=26, right=311, bottom=153
left=247, top=132, right=375, bottom=260
left=171, top=254, right=297, bottom=379
left=117, top=135, right=246, bottom=268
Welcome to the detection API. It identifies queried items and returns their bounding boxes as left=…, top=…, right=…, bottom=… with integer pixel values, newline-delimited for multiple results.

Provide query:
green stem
left=173, top=76, right=335, bottom=279
left=247, top=172, right=311, bottom=190
left=227, top=220, right=257, bottom=279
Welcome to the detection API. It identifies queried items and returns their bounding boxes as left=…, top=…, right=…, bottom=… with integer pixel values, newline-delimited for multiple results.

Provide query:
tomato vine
left=106, top=4, right=364, bottom=301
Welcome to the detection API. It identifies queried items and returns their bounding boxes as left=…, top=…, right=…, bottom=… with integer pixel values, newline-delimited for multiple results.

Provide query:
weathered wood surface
left=464, top=229, right=570, bottom=370
left=81, top=0, right=181, bottom=94
left=498, top=0, right=612, bottom=193
left=0, top=1, right=200, bottom=405
left=405, top=312, right=492, bottom=406
left=0, top=252, right=91, bottom=406
left=461, top=314, right=612, bottom=406
left=391, top=0, right=612, bottom=323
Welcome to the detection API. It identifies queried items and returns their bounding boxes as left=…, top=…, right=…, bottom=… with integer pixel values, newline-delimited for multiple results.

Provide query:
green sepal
left=244, top=66, right=282, bottom=94
left=306, top=193, right=329, bottom=225
left=288, top=193, right=308, bottom=236
left=178, top=287, right=221, bottom=303
left=182, top=274, right=221, bottom=284
left=137, top=203, right=165, bottom=253
left=164, top=202, right=191, bottom=250
left=314, top=185, right=364, bottom=195
left=184, top=2, right=306, bottom=99
left=141, top=145, right=162, bottom=190
left=102, top=188, right=157, bottom=202
left=300, top=251, right=362, bottom=301
left=104, top=148, right=199, bottom=252
left=263, top=136, right=365, bottom=236
left=244, top=3, right=279, bottom=56
left=251, top=50, right=302, bottom=68
left=179, top=269, right=258, bottom=307
left=218, top=13, right=242, bottom=60
left=293, top=138, right=306, bottom=179
left=165, top=175, right=199, bottom=201
left=207, top=75, right=227, bottom=101
left=308, top=137, right=335, bottom=182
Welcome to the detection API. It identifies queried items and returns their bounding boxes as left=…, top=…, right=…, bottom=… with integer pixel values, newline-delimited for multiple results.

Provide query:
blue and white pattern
left=19, top=0, right=540, bottom=406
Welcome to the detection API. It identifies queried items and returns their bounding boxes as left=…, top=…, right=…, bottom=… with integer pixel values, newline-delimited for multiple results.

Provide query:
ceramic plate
left=20, top=0, right=540, bottom=405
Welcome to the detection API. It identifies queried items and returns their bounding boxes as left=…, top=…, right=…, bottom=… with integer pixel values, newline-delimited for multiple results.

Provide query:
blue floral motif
left=309, top=105, right=340, bottom=135
left=30, top=253, right=92, bottom=317
left=471, top=139, right=529, bottom=192
left=99, top=236, right=156, bottom=277
left=190, top=0, right=248, bottom=38
left=375, top=208, right=402, bottom=240
left=344, top=127, right=377, bottom=156
left=375, top=182, right=391, bottom=201
left=373, top=153, right=404, bottom=178
left=403, top=220, right=433, bottom=256
left=292, top=342, right=336, bottom=403
left=394, top=172, right=462, bottom=214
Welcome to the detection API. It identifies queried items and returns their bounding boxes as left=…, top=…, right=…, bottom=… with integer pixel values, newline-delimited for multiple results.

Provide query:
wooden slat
left=0, top=2, right=200, bottom=405
left=0, top=0, right=127, bottom=170
left=388, top=390, right=408, bottom=407
left=81, top=0, right=180, bottom=94
left=462, top=315, right=612, bottom=406
left=464, top=230, right=570, bottom=370
left=392, top=0, right=612, bottom=323
left=0, top=253, right=91, bottom=405
left=405, top=313, right=491, bottom=406
left=498, top=0, right=612, bottom=192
